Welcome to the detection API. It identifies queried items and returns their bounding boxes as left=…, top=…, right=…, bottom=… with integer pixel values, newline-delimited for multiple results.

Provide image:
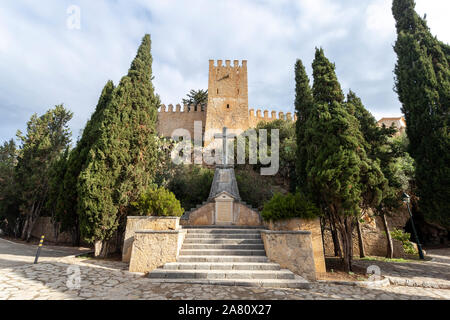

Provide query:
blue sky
left=0, top=0, right=449, bottom=143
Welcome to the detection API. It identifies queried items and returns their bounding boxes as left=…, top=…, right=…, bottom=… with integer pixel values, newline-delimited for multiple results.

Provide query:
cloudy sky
left=0, top=0, right=449, bottom=143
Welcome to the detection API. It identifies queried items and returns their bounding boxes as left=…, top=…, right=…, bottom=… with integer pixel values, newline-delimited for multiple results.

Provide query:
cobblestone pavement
left=0, top=238, right=449, bottom=300
left=353, top=248, right=450, bottom=289
left=0, top=237, right=91, bottom=268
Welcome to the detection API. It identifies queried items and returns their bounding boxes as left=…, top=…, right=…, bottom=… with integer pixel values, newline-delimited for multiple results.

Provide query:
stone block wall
left=322, top=205, right=422, bottom=258
left=157, top=104, right=206, bottom=139
left=122, top=216, right=180, bottom=262
left=30, top=217, right=72, bottom=244
left=180, top=201, right=261, bottom=226
left=264, top=218, right=326, bottom=275
left=128, top=230, right=186, bottom=273
left=261, top=230, right=316, bottom=281
left=248, top=109, right=296, bottom=128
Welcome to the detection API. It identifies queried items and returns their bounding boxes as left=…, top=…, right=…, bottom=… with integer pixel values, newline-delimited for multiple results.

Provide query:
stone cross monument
left=208, top=127, right=240, bottom=224
left=214, top=127, right=236, bottom=166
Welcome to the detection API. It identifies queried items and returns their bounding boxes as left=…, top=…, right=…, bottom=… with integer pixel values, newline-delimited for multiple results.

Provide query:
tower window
left=217, top=89, right=219, bottom=94
left=227, top=104, right=230, bottom=109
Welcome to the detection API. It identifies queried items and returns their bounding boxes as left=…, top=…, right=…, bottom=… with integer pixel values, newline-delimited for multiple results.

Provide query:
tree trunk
left=26, top=217, right=37, bottom=242
left=25, top=200, right=43, bottom=242
left=71, top=220, right=80, bottom=247
left=21, top=215, right=30, bottom=240
left=329, top=215, right=342, bottom=257
left=320, top=217, right=326, bottom=256
left=336, top=215, right=354, bottom=272
left=356, top=218, right=366, bottom=258
left=94, top=240, right=110, bottom=258
left=94, top=240, right=103, bottom=257
left=382, top=213, right=394, bottom=259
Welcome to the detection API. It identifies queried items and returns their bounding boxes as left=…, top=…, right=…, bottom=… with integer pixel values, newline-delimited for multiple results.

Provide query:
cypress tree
left=78, top=35, right=161, bottom=256
left=347, top=91, right=393, bottom=257
left=304, top=48, right=370, bottom=271
left=393, top=0, right=450, bottom=229
left=55, top=81, right=115, bottom=245
left=294, top=59, right=314, bottom=190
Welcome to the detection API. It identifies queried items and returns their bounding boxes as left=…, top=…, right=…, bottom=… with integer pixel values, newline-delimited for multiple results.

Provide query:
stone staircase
left=147, top=226, right=311, bottom=288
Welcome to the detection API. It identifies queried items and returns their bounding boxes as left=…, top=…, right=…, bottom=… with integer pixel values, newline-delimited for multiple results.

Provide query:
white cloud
left=366, top=0, right=396, bottom=39
left=0, top=0, right=449, bottom=142
left=415, top=0, right=450, bottom=43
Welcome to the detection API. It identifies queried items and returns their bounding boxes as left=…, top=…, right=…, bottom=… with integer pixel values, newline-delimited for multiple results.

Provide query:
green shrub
left=236, top=170, right=277, bottom=210
left=167, top=165, right=214, bottom=211
left=390, top=228, right=417, bottom=255
left=261, top=192, right=321, bottom=221
left=132, top=186, right=184, bottom=217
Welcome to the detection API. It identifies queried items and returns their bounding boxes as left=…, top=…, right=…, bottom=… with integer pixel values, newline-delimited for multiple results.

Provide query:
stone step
left=146, top=277, right=311, bottom=289
left=182, top=244, right=265, bottom=250
left=183, top=239, right=263, bottom=245
left=185, top=233, right=262, bottom=239
left=148, top=269, right=296, bottom=280
left=163, top=262, right=281, bottom=271
left=178, top=255, right=269, bottom=263
left=180, top=249, right=266, bottom=256
left=182, top=225, right=264, bottom=229
left=185, top=229, right=263, bottom=234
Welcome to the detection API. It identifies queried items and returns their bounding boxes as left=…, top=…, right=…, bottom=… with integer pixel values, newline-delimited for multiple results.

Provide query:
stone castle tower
left=204, top=60, right=249, bottom=142
left=156, top=59, right=295, bottom=143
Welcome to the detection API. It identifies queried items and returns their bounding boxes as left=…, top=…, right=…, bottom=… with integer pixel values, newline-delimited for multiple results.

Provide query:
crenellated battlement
left=209, top=59, right=247, bottom=69
left=159, top=104, right=206, bottom=113
left=248, top=108, right=296, bottom=122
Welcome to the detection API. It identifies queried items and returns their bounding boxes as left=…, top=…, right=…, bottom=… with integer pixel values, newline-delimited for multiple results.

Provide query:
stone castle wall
left=157, top=105, right=296, bottom=139
left=157, top=104, right=206, bottom=139
left=248, top=109, right=296, bottom=128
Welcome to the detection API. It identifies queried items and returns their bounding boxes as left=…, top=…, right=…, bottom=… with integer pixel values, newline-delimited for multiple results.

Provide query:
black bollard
left=34, top=235, right=45, bottom=264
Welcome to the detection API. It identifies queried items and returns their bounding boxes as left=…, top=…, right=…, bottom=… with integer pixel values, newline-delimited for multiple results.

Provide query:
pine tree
left=78, top=35, right=161, bottom=256
left=0, top=139, right=20, bottom=235
left=294, top=59, right=314, bottom=190
left=392, top=0, right=450, bottom=229
left=303, top=48, right=370, bottom=271
left=15, top=105, right=73, bottom=241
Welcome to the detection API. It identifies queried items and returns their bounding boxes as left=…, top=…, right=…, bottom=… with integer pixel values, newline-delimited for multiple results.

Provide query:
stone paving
left=353, top=248, right=450, bottom=289
left=0, top=238, right=449, bottom=300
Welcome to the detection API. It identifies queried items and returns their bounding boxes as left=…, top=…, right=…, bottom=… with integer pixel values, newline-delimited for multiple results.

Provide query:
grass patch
left=358, top=256, right=431, bottom=263
left=75, top=252, right=95, bottom=259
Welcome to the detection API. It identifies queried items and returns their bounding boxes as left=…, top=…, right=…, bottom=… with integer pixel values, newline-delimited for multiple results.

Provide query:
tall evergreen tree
left=303, top=49, right=370, bottom=271
left=15, top=105, right=73, bottom=241
left=0, top=139, right=20, bottom=235
left=78, top=35, right=161, bottom=256
left=347, top=91, right=394, bottom=257
left=392, top=0, right=450, bottom=229
left=54, top=81, right=115, bottom=245
left=294, top=59, right=314, bottom=190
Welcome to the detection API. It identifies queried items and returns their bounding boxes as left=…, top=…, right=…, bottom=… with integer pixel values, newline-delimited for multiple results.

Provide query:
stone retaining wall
left=261, top=230, right=316, bottom=281
left=263, top=218, right=326, bottom=275
left=129, top=230, right=186, bottom=273
left=122, top=216, right=180, bottom=262
left=181, top=201, right=261, bottom=226
left=323, top=209, right=423, bottom=258
left=30, top=217, right=72, bottom=244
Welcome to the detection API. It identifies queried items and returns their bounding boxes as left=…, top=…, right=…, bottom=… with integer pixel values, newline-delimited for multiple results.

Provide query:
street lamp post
left=402, top=193, right=425, bottom=260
